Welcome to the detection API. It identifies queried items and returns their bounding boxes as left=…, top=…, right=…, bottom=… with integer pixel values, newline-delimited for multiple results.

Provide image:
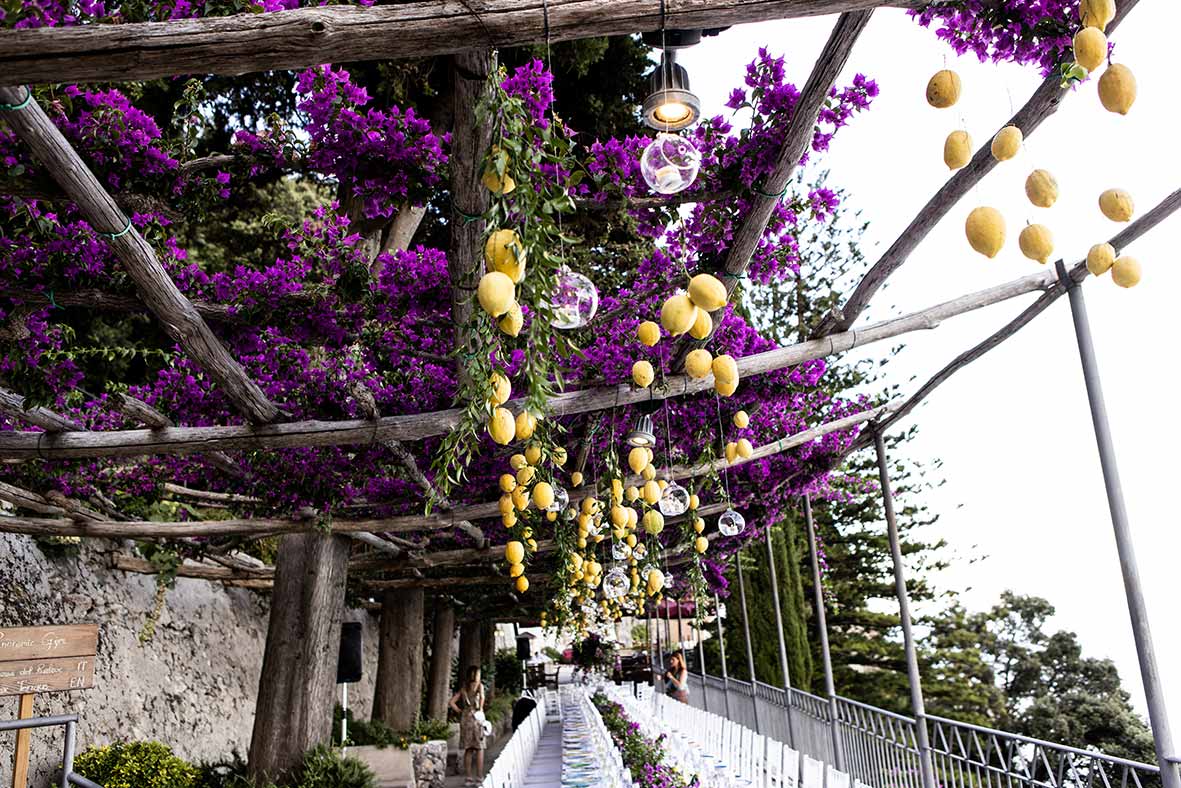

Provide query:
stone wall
left=0, top=533, right=380, bottom=787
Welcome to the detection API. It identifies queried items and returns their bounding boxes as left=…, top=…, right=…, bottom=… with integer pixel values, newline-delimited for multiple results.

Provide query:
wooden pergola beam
left=0, top=87, right=280, bottom=425
left=812, top=0, right=1141, bottom=338
left=0, top=0, right=921, bottom=88
left=0, top=267, right=1060, bottom=461
left=0, top=387, right=81, bottom=432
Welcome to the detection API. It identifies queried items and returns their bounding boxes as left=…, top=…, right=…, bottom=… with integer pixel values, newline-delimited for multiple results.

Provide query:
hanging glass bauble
left=547, top=484, right=569, bottom=513
left=585, top=519, right=602, bottom=538
left=658, top=481, right=691, bottom=517
left=632, top=543, right=648, bottom=561
left=640, top=133, right=702, bottom=196
left=549, top=267, right=599, bottom=330
left=611, top=541, right=632, bottom=561
left=717, top=508, right=746, bottom=537
left=603, top=567, right=629, bottom=599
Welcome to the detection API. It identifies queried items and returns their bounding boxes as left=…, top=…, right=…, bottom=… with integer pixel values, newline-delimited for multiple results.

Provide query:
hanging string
left=713, top=391, right=734, bottom=505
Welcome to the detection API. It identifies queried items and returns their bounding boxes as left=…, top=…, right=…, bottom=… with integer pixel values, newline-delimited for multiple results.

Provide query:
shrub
left=493, top=647, right=524, bottom=694
left=333, top=705, right=451, bottom=748
left=485, top=693, right=516, bottom=725
left=74, top=741, right=199, bottom=788
left=296, top=745, right=376, bottom=788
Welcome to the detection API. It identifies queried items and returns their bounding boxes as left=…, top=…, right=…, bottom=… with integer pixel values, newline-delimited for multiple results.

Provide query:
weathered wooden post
left=480, top=621, right=496, bottom=698
left=372, top=588, right=425, bottom=730
left=249, top=532, right=350, bottom=783
left=425, top=598, right=456, bottom=721
left=457, top=620, right=482, bottom=680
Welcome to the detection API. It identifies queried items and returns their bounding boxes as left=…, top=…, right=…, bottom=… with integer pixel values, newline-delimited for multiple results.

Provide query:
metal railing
left=685, top=672, right=1161, bottom=788
left=0, top=713, right=103, bottom=788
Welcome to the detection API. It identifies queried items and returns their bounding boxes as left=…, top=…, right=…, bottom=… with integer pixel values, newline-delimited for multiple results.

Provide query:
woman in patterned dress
left=449, top=665, right=487, bottom=785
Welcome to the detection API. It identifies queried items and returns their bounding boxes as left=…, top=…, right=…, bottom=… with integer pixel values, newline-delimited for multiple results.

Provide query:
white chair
left=765, top=739, right=785, bottom=788
left=783, top=747, right=801, bottom=788
left=825, top=765, right=851, bottom=788
left=749, top=733, right=767, bottom=787
left=801, top=755, right=825, bottom=788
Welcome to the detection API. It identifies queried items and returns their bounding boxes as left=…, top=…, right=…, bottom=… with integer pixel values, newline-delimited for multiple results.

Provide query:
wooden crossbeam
left=0, top=0, right=921, bottom=88
left=0, top=87, right=279, bottom=425
left=0, top=269, right=1057, bottom=461
left=0, top=387, right=81, bottom=431
left=812, top=0, right=1141, bottom=338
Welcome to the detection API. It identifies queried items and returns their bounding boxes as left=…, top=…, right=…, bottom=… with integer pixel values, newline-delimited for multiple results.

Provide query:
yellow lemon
left=509, top=562, right=525, bottom=578
left=512, top=487, right=530, bottom=511
left=571, top=471, right=584, bottom=487
left=533, top=481, right=555, bottom=510
left=990, top=126, right=1022, bottom=161
left=695, top=536, right=708, bottom=554
left=498, top=301, right=524, bottom=337
left=1098, top=63, right=1136, bottom=115
left=498, top=495, right=514, bottom=515
left=626, top=508, right=638, bottom=528
left=581, top=497, right=600, bottom=515
left=552, top=447, right=567, bottom=466
left=489, top=372, right=511, bottom=406
left=642, top=480, right=661, bottom=505
left=925, top=69, right=961, bottom=108
left=1073, top=27, right=1107, bottom=72
left=715, top=378, right=738, bottom=397
left=642, top=509, right=665, bottom=535
left=505, top=540, right=525, bottom=564
left=626, top=533, right=638, bottom=548
left=628, top=446, right=649, bottom=474
left=546, top=510, right=557, bottom=522
left=688, top=308, right=713, bottom=340
left=736, top=438, right=754, bottom=459
left=526, top=538, right=537, bottom=552
left=502, top=510, right=517, bottom=528
left=488, top=407, right=515, bottom=445
left=712, top=354, right=738, bottom=385
left=625, top=486, right=640, bottom=503
left=660, top=294, right=698, bottom=336
left=685, top=348, right=713, bottom=380
left=1018, top=224, right=1054, bottom=264
left=1086, top=243, right=1116, bottom=276
left=1099, top=189, right=1134, bottom=222
left=1112, top=256, right=1141, bottom=288
left=640, top=463, right=656, bottom=481
left=611, top=478, right=624, bottom=503
left=515, top=575, right=530, bottom=593
left=637, top=320, right=661, bottom=347
left=943, top=130, right=972, bottom=170
left=611, top=506, right=629, bottom=528
left=499, top=473, right=517, bottom=493
left=725, top=441, right=738, bottom=464
left=481, top=168, right=515, bottom=195
left=688, top=493, right=700, bottom=510
left=657, top=479, right=667, bottom=490
left=732, top=410, right=750, bottom=428
left=524, top=444, right=542, bottom=466
left=965, top=207, right=1006, bottom=258
left=1080, top=0, right=1116, bottom=30
left=484, top=229, right=526, bottom=283
left=509, top=453, right=527, bottom=470
left=687, top=273, right=727, bottom=311
left=692, top=516, right=705, bottom=534
left=632, top=360, right=655, bottom=388
left=1024, top=170, right=1058, bottom=208
left=515, top=410, right=537, bottom=441
left=477, top=271, right=515, bottom=317
left=646, top=569, right=665, bottom=596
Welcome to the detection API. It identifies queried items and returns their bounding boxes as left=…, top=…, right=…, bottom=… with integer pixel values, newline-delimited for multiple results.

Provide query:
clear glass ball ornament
left=611, top=541, right=632, bottom=561
left=603, top=567, right=629, bottom=599
left=658, top=481, right=691, bottom=517
left=547, top=484, right=569, bottom=513
left=549, top=267, right=599, bottom=330
left=717, top=508, right=746, bottom=537
left=640, top=132, right=702, bottom=195
left=632, top=543, right=648, bottom=561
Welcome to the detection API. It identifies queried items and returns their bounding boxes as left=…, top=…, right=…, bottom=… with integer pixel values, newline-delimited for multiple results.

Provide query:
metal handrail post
left=764, top=523, right=798, bottom=747
left=874, top=431, right=937, bottom=788
left=714, top=592, right=732, bottom=720
left=734, top=550, right=762, bottom=733
left=805, top=494, right=846, bottom=770
left=695, top=595, right=710, bottom=713
left=62, top=719, right=77, bottom=788
left=1059, top=262, right=1181, bottom=788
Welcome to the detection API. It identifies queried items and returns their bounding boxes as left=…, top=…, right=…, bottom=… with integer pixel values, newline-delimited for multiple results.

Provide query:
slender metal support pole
left=734, top=550, right=762, bottom=733
left=804, top=494, right=846, bottom=770
left=1060, top=264, right=1181, bottom=788
left=675, top=595, right=687, bottom=651
left=874, top=431, right=937, bottom=788
left=764, top=524, right=799, bottom=747
left=714, top=592, right=732, bottom=720
left=695, top=593, right=711, bottom=713
left=61, top=720, right=76, bottom=788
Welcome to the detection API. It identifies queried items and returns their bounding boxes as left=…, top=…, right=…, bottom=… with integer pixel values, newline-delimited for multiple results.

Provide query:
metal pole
left=764, top=524, right=799, bottom=747
left=675, top=595, right=687, bottom=653
left=874, top=431, right=937, bottom=788
left=734, top=550, right=762, bottom=733
left=1060, top=264, right=1181, bottom=788
left=715, top=592, right=732, bottom=720
left=694, top=592, right=711, bottom=713
left=61, top=720, right=76, bottom=788
left=805, top=494, right=846, bottom=770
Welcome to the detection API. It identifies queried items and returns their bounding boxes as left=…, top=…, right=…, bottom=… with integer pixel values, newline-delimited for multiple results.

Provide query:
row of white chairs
left=480, top=689, right=553, bottom=788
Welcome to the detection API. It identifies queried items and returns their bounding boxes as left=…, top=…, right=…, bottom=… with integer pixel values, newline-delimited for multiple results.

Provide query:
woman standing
left=449, top=666, right=487, bottom=786
left=664, top=650, right=690, bottom=703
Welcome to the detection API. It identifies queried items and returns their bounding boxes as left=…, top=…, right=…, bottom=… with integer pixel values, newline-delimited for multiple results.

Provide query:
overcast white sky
left=675, top=5, right=1180, bottom=721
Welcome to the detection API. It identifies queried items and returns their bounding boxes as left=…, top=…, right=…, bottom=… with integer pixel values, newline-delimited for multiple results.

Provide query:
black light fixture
left=642, top=51, right=701, bottom=132
left=626, top=415, right=657, bottom=448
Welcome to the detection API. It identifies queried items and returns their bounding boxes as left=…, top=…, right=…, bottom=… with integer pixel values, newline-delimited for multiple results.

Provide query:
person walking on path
left=449, top=665, right=487, bottom=785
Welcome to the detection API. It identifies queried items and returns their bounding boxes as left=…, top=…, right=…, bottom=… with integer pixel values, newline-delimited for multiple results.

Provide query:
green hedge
left=74, top=741, right=199, bottom=788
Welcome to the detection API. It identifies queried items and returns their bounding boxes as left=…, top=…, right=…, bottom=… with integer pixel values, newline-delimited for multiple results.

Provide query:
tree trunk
left=480, top=621, right=496, bottom=698
left=424, top=599, right=456, bottom=721
left=372, top=587, right=425, bottom=730
left=249, top=532, right=350, bottom=783
left=457, top=620, right=482, bottom=683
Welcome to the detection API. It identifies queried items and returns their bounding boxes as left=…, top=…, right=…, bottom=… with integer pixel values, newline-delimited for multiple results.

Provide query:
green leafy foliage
left=332, top=706, right=451, bottom=749
left=494, top=647, right=525, bottom=694
left=74, top=741, right=199, bottom=788
left=294, top=745, right=376, bottom=788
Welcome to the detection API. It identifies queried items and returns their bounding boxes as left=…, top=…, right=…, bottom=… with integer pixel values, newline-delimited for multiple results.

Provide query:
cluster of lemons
left=928, top=0, right=1141, bottom=286
left=497, top=436, right=569, bottom=594
left=633, top=273, right=741, bottom=396
left=724, top=409, right=756, bottom=464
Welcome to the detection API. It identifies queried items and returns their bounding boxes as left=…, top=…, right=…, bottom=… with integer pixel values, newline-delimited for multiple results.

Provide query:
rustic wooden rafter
left=0, top=387, right=81, bottom=432
left=0, top=86, right=280, bottom=425
left=0, top=0, right=922, bottom=88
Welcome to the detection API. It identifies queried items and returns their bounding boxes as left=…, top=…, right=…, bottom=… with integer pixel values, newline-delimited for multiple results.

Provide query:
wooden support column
left=480, top=620, right=497, bottom=698
left=248, top=532, right=350, bottom=783
left=372, top=587, right=426, bottom=730
left=425, top=599, right=456, bottom=721
left=457, top=620, right=482, bottom=680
